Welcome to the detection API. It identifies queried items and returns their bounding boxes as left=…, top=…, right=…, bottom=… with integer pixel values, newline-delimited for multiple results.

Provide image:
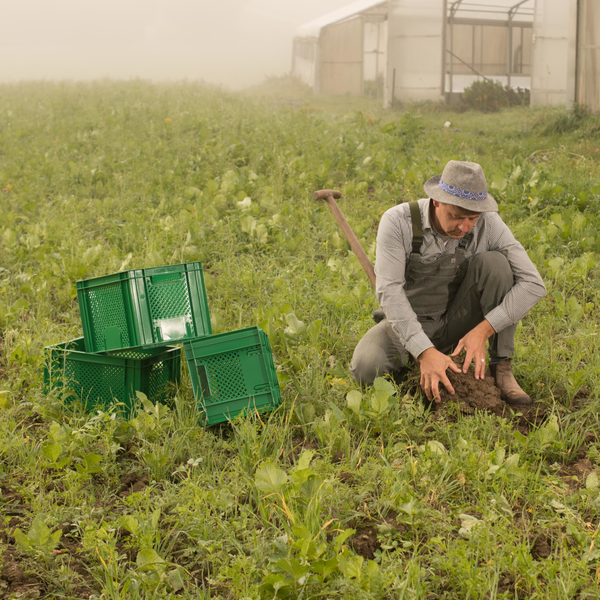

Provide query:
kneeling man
left=350, top=160, right=546, bottom=404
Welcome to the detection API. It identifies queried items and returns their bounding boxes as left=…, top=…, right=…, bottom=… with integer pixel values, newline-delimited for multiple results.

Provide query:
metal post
left=375, top=20, right=380, bottom=98
left=507, top=16, right=513, bottom=88
left=448, top=0, right=464, bottom=100
left=449, top=14, right=454, bottom=98
left=360, top=16, right=365, bottom=96
left=441, top=0, right=448, bottom=97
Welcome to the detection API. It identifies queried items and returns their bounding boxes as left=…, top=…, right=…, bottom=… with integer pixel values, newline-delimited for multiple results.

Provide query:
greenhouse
left=385, top=0, right=535, bottom=106
left=291, top=0, right=388, bottom=96
left=293, top=0, right=599, bottom=112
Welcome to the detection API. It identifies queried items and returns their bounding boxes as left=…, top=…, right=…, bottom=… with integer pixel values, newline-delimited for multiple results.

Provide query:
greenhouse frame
left=385, top=0, right=535, bottom=106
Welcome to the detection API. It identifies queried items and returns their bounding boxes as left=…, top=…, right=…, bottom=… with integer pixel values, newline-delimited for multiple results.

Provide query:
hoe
left=313, top=189, right=376, bottom=288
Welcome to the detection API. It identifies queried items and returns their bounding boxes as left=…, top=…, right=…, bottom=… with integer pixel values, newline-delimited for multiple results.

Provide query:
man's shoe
left=488, top=360, right=532, bottom=406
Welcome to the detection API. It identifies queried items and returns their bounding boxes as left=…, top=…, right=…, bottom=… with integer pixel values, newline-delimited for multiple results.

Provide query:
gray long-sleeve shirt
left=375, top=198, right=547, bottom=359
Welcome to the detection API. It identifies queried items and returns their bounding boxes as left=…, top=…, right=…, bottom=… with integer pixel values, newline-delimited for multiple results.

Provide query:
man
left=350, top=160, right=546, bottom=404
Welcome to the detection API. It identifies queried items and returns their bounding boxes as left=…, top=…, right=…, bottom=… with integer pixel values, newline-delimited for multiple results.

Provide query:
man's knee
left=471, top=251, right=513, bottom=287
left=350, top=353, right=385, bottom=386
left=350, top=321, right=407, bottom=386
left=350, top=348, right=389, bottom=387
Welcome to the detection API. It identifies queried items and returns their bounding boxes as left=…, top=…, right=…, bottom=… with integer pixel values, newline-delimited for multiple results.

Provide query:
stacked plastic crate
left=43, top=262, right=281, bottom=425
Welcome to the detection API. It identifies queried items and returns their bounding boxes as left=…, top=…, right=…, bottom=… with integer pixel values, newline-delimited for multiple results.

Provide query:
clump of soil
left=339, top=471, right=355, bottom=484
left=437, top=360, right=504, bottom=415
left=530, top=533, right=552, bottom=559
left=118, top=472, right=148, bottom=497
left=431, top=359, right=548, bottom=433
left=350, top=526, right=379, bottom=559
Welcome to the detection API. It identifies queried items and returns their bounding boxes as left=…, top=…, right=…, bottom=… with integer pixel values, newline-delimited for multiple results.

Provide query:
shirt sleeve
left=374, top=205, right=434, bottom=359
left=482, top=213, right=547, bottom=333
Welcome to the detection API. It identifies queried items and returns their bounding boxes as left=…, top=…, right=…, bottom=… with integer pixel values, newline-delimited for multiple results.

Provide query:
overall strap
left=458, top=231, right=473, bottom=250
left=408, top=201, right=423, bottom=255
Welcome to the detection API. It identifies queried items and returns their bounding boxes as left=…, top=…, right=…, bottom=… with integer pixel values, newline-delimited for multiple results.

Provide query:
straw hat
left=423, top=160, right=498, bottom=213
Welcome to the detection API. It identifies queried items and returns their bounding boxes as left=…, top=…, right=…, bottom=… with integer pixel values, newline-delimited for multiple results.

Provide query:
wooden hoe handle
left=313, top=189, right=376, bottom=288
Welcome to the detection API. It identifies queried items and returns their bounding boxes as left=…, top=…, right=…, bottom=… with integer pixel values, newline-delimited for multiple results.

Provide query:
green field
left=2, top=80, right=600, bottom=599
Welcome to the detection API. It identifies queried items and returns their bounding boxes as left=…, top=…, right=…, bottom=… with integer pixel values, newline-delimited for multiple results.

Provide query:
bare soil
left=431, top=359, right=548, bottom=434
left=118, top=472, right=148, bottom=497
left=559, top=458, right=595, bottom=490
left=350, top=525, right=380, bottom=559
left=530, top=533, right=552, bottom=559
left=1, top=548, right=42, bottom=598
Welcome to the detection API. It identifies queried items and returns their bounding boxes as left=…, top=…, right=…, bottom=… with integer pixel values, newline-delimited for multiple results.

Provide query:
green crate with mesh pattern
left=76, top=262, right=212, bottom=353
left=43, top=338, right=181, bottom=412
left=183, top=326, right=281, bottom=426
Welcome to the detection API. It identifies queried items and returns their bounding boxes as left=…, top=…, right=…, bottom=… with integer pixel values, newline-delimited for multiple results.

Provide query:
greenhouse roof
left=295, top=0, right=387, bottom=39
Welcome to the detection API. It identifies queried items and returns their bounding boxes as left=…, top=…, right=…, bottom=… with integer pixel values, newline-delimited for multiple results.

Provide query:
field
left=2, top=79, right=600, bottom=599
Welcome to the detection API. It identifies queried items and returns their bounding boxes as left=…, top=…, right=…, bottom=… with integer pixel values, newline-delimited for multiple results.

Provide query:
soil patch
left=350, top=526, right=379, bottom=559
left=431, top=359, right=548, bottom=434
left=339, top=471, right=355, bottom=484
left=118, top=472, right=148, bottom=497
left=1, top=547, right=42, bottom=598
left=531, top=533, right=552, bottom=559
left=559, top=458, right=595, bottom=490
left=288, top=437, right=319, bottom=464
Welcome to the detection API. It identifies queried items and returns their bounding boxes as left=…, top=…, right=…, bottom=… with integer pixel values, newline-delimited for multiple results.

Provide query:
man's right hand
left=417, top=347, right=461, bottom=402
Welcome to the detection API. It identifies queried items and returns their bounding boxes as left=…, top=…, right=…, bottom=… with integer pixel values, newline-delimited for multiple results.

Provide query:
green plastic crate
left=183, top=326, right=281, bottom=426
left=77, top=262, right=212, bottom=352
left=43, top=338, right=181, bottom=412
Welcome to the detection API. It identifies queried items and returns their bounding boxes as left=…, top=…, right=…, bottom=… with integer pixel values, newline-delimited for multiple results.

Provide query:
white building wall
left=293, top=55, right=317, bottom=89
left=531, top=0, right=578, bottom=106
left=386, top=0, right=444, bottom=106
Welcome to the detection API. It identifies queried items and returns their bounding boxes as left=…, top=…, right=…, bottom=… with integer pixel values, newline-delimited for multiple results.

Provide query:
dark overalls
left=350, top=201, right=516, bottom=386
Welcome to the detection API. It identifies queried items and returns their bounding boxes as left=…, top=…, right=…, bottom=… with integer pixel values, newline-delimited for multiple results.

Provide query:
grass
left=1, top=78, right=600, bottom=598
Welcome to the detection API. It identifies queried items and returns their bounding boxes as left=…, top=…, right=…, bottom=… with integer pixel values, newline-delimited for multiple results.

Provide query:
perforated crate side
left=184, top=327, right=281, bottom=426
left=258, top=329, right=279, bottom=389
left=87, top=281, right=131, bottom=351
left=78, top=262, right=211, bottom=352
left=142, top=351, right=182, bottom=404
left=196, top=347, right=249, bottom=406
left=43, top=338, right=180, bottom=412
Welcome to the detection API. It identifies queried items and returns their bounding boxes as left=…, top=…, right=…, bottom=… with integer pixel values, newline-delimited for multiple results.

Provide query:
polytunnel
left=292, top=0, right=388, bottom=96
left=385, top=0, right=535, bottom=106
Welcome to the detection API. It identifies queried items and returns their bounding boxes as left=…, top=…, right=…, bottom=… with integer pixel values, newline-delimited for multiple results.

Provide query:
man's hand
left=417, top=347, right=461, bottom=402
left=451, top=319, right=496, bottom=379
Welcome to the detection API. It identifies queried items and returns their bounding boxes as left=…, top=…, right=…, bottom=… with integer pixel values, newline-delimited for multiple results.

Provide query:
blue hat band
left=439, top=179, right=488, bottom=201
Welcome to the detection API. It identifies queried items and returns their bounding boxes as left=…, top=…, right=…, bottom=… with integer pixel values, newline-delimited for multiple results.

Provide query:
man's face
left=432, top=200, right=481, bottom=238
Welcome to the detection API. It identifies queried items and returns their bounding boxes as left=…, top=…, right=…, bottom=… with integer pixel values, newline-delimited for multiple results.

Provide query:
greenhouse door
left=531, top=0, right=578, bottom=105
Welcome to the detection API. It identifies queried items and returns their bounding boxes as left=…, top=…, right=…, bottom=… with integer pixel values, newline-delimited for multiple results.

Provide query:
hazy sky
left=2, top=0, right=355, bottom=88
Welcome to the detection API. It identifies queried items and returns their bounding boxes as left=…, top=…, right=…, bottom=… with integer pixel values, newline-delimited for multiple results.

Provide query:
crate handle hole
left=150, top=273, right=183, bottom=285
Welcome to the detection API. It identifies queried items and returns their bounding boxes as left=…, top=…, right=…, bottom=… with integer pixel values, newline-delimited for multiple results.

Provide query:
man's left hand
left=451, top=320, right=496, bottom=379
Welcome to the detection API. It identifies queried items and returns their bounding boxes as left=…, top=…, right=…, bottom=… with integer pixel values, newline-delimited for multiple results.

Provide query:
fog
left=2, top=0, right=354, bottom=89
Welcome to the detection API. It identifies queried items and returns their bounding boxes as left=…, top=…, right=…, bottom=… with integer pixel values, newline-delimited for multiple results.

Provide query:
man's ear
left=432, top=200, right=440, bottom=208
